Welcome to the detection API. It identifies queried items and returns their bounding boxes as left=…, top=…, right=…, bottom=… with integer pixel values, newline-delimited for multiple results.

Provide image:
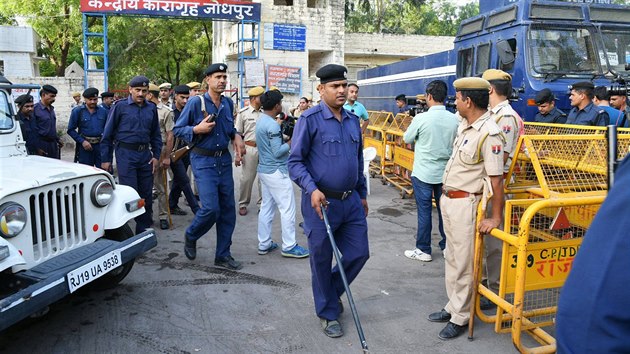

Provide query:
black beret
left=571, top=81, right=594, bottom=91
left=174, top=85, right=190, bottom=95
left=316, top=64, right=348, bottom=84
left=100, top=91, right=114, bottom=98
left=15, top=94, right=34, bottom=106
left=260, top=90, right=283, bottom=110
left=41, top=84, right=58, bottom=94
left=128, top=75, right=150, bottom=87
left=83, top=87, right=99, bottom=98
left=535, top=88, right=555, bottom=105
left=395, top=94, right=406, bottom=101
left=204, top=63, right=228, bottom=77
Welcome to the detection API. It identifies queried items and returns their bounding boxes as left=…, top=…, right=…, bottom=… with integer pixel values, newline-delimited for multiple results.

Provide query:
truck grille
left=29, top=183, right=87, bottom=261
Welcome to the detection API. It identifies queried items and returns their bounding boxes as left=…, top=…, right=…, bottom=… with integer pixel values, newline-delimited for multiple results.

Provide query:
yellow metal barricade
left=382, top=113, right=414, bottom=198
left=472, top=133, right=630, bottom=353
left=364, top=111, right=393, bottom=178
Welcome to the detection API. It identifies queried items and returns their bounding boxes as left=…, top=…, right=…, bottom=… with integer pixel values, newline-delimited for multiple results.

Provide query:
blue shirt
left=566, top=102, right=608, bottom=126
left=598, top=105, right=623, bottom=125
left=256, top=113, right=290, bottom=174
left=288, top=103, right=367, bottom=199
left=17, top=112, right=38, bottom=154
left=67, top=105, right=109, bottom=143
left=172, top=93, right=236, bottom=153
left=343, top=101, right=369, bottom=121
left=99, top=103, right=112, bottom=113
left=402, top=106, right=458, bottom=184
left=534, top=107, right=567, bottom=124
left=556, top=154, right=630, bottom=353
left=33, top=102, right=58, bottom=140
left=100, top=96, right=162, bottom=163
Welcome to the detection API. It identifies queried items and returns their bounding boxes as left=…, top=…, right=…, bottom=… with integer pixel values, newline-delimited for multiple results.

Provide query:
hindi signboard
left=80, top=0, right=261, bottom=22
left=263, top=23, right=306, bottom=52
left=266, top=65, right=301, bottom=94
left=244, top=59, right=265, bottom=87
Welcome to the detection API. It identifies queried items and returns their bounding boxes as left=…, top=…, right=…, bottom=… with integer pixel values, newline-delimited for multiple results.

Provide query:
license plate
left=67, top=250, right=122, bottom=293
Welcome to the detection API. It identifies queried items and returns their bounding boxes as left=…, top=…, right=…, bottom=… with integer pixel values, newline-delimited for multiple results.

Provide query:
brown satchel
left=170, top=96, right=208, bottom=163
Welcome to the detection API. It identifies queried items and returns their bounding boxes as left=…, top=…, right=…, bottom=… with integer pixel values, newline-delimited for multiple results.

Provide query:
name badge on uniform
left=492, top=145, right=502, bottom=154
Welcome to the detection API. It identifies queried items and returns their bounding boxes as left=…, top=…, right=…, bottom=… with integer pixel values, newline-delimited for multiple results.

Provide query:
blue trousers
left=302, top=191, right=369, bottom=321
left=115, top=147, right=154, bottom=234
left=39, top=139, right=60, bottom=159
left=185, top=152, right=236, bottom=259
left=169, top=158, right=199, bottom=213
left=411, top=177, right=446, bottom=254
left=77, top=143, right=101, bottom=167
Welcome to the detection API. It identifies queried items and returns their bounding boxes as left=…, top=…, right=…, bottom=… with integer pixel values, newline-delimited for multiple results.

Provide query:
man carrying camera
left=255, top=90, right=309, bottom=258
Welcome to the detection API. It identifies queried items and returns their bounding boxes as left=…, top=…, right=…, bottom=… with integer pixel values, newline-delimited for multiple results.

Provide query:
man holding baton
left=288, top=64, right=369, bottom=338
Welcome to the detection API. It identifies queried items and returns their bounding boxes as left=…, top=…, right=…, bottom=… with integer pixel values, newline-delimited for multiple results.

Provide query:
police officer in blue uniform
left=566, top=81, right=608, bottom=126
left=101, top=76, right=162, bottom=234
left=67, top=87, right=109, bottom=167
left=288, top=64, right=369, bottom=338
left=556, top=154, right=630, bottom=353
left=534, top=88, right=567, bottom=124
left=33, top=84, right=62, bottom=158
left=100, top=91, right=115, bottom=113
left=173, top=63, right=246, bottom=270
left=15, top=94, right=39, bottom=155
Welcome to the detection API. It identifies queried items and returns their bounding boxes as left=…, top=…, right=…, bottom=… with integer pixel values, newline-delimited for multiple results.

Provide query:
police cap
left=571, top=81, right=594, bottom=91
left=535, top=88, right=555, bottom=105
left=482, top=69, right=512, bottom=82
left=82, top=87, right=99, bottom=98
left=100, top=91, right=115, bottom=98
left=395, top=94, right=406, bottom=101
left=174, top=85, right=190, bottom=95
left=148, top=83, right=160, bottom=93
left=453, top=77, right=491, bottom=91
left=204, top=63, right=228, bottom=77
left=41, top=85, right=58, bottom=95
left=159, top=83, right=172, bottom=90
left=316, top=64, right=348, bottom=84
left=260, top=90, right=283, bottom=110
left=248, top=86, right=264, bottom=97
left=269, top=86, right=280, bottom=92
left=186, top=82, right=202, bottom=90
left=128, top=75, right=150, bottom=88
left=15, top=94, right=33, bottom=106
left=72, top=91, right=81, bottom=98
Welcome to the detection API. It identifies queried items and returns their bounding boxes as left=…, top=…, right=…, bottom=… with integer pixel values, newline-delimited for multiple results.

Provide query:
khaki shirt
left=157, top=102, right=174, bottom=145
left=490, top=100, right=523, bottom=172
left=442, top=111, right=505, bottom=194
left=235, top=105, right=261, bottom=142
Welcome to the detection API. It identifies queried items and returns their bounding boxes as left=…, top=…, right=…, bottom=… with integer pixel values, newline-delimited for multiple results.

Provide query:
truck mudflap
left=0, top=229, right=157, bottom=332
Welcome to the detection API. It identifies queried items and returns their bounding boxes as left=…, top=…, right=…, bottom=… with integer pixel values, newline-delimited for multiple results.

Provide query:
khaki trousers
left=153, top=165, right=169, bottom=219
left=441, top=194, right=481, bottom=326
left=238, top=145, right=261, bottom=208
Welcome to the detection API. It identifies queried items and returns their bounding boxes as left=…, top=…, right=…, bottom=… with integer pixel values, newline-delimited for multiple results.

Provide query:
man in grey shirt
left=255, top=90, right=309, bottom=259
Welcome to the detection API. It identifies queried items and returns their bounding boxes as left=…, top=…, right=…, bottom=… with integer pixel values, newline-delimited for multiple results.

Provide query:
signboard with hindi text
left=266, top=65, right=301, bottom=94
left=263, top=23, right=306, bottom=52
left=244, top=59, right=265, bottom=87
left=80, top=0, right=261, bottom=22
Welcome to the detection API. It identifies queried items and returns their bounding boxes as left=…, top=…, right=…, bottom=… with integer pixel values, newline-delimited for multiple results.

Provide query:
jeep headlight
left=91, top=179, right=114, bottom=207
left=0, top=203, right=27, bottom=238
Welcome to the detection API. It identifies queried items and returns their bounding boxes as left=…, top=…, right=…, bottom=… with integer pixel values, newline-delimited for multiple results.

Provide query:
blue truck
left=357, top=0, right=630, bottom=120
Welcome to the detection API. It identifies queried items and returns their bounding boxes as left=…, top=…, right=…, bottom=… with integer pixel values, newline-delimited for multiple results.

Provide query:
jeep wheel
left=90, top=224, right=136, bottom=290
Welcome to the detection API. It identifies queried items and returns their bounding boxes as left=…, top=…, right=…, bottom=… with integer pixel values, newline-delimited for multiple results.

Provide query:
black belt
left=192, top=147, right=229, bottom=157
left=118, top=142, right=150, bottom=151
left=82, top=135, right=101, bottom=144
left=318, top=186, right=353, bottom=200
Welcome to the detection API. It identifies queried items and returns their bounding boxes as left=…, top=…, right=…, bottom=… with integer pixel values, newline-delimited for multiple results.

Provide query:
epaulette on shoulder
left=300, top=105, right=322, bottom=119
left=238, top=106, right=249, bottom=113
left=486, top=120, right=502, bottom=136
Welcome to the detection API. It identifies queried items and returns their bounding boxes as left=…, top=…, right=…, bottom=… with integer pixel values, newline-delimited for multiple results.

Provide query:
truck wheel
left=90, top=224, right=135, bottom=290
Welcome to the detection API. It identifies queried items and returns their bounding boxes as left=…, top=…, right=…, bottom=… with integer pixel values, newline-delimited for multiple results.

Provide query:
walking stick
left=321, top=203, right=369, bottom=353
left=163, top=167, right=172, bottom=228
left=468, top=203, right=486, bottom=341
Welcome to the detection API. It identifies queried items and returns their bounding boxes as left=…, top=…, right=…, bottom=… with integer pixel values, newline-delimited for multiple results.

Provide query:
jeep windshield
left=599, top=28, right=630, bottom=79
left=528, top=26, right=601, bottom=80
left=0, top=89, right=14, bottom=131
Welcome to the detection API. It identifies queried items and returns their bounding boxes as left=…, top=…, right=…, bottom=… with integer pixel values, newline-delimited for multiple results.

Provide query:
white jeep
left=0, top=76, right=157, bottom=331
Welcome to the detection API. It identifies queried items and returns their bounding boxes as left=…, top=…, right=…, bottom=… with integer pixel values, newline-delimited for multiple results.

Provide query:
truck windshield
left=528, top=26, right=600, bottom=77
left=599, top=28, right=630, bottom=79
left=0, top=90, right=14, bottom=131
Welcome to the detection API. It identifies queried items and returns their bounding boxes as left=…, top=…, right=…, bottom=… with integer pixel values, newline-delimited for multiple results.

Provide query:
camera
left=406, top=95, right=428, bottom=116
left=277, top=112, right=296, bottom=139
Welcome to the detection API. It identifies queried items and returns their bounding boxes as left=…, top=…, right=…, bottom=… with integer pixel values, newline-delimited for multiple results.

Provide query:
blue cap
left=41, top=84, right=58, bottom=94
left=204, top=63, right=228, bottom=77
left=83, top=87, right=99, bottom=98
left=128, top=76, right=150, bottom=88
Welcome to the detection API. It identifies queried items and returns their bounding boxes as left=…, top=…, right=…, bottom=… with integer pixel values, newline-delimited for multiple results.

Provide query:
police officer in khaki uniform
left=187, top=81, right=202, bottom=97
left=428, top=77, right=505, bottom=340
left=159, top=82, right=172, bottom=107
left=148, top=83, right=175, bottom=230
left=235, top=86, right=264, bottom=215
left=481, top=69, right=524, bottom=301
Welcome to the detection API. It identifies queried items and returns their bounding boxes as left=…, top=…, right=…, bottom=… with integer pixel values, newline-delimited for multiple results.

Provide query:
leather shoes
left=159, top=219, right=169, bottom=230
left=320, top=318, right=343, bottom=338
left=428, top=309, right=451, bottom=323
left=215, top=256, right=243, bottom=270
left=239, top=207, right=247, bottom=216
left=170, top=207, right=187, bottom=216
left=479, top=296, right=497, bottom=310
left=184, top=238, right=197, bottom=260
left=438, top=321, right=467, bottom=340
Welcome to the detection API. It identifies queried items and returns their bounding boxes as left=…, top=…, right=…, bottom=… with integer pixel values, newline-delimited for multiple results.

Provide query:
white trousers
left=257, top=170, right=296, bottom=251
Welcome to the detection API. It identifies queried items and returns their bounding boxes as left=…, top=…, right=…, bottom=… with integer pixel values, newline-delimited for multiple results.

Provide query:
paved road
left=0, top=160, right=519, bottom=353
